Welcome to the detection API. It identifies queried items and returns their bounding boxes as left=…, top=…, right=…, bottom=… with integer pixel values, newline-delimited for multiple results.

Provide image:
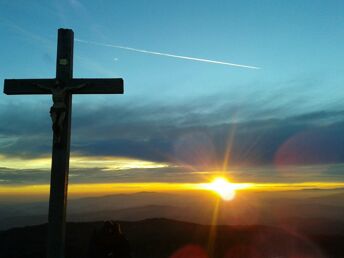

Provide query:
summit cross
left=3, top=28, right=124, bottom=258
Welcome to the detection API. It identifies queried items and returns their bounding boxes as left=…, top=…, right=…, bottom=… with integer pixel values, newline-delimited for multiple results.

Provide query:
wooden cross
left=3, top=28, right=124, bottom=258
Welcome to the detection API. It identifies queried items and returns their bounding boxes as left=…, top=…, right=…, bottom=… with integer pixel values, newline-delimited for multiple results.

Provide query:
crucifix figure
left=35, top=81, right=86, bottom=144
left=3, top=28, right=124, bottom=258
left=49, top=83, right=72, bottom=144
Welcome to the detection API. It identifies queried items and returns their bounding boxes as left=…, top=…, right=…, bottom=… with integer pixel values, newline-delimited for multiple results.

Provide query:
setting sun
left=200, top=177, right=241, bottom=201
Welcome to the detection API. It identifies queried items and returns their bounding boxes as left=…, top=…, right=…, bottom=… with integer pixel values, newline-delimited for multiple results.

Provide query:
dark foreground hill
left=0, top=218, right=343, bottom=258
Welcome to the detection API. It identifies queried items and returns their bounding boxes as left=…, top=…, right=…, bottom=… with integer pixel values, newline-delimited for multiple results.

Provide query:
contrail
left=75, top=38, right=260, bottom=69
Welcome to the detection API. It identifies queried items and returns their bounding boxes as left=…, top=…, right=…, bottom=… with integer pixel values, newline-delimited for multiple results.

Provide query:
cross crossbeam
left=4, top=78, right=123, bottom=95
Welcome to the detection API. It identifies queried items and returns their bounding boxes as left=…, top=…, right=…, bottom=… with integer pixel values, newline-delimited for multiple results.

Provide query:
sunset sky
left=0, top=0, right=344, bottom=198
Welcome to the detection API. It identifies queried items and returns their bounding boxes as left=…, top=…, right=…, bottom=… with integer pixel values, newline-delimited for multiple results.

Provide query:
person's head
left=111, top=221, right=122, bottom=234
left=103, top=221, right=122, bottom=235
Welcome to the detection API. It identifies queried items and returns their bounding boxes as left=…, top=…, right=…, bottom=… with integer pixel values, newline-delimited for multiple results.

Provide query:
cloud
left=1, top=97, right=344, bottom=185
left=0, top=167, right=49, bottom=185
left=1, top=162, right=343, bottom=186
left=1, top=95, right=344, bottom=170
left=69, top=104, right=344, bottom=168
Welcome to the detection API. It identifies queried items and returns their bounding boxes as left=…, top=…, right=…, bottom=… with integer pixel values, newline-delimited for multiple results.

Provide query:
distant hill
left=309, top=191, right=344, bottom=207
left=1, top=218, right=343, bottom=258
left=1, top=190, right=344, bottom=231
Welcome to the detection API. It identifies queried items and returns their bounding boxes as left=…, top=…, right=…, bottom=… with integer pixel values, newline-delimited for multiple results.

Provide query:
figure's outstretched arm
left=32, top=82, right=53, bottom=91
left=65, top=83, right=87, bottom=91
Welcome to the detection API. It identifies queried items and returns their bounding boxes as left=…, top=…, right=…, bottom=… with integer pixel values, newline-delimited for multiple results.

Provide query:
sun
left=202, top=177, right=237, bottom=201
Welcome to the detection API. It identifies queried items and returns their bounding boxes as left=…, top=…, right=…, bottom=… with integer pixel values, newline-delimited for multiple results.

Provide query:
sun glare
left=202, top=177, right=237, bottom=201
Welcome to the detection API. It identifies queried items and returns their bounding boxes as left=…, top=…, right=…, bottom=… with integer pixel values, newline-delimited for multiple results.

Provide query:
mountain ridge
left=1, top=218, right=343, bottom=258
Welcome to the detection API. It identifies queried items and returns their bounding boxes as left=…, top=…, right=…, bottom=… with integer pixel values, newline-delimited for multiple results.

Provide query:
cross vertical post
left=3, top=28, right=124, bottom=258
left=47, top=29, right=73, bottom=258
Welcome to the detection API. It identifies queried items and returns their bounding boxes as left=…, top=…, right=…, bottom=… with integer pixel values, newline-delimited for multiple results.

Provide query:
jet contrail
left=75, top=38, right=260, bottom=69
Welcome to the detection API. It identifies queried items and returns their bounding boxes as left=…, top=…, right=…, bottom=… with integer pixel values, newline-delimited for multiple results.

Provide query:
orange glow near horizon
left=1, top=181, right=344, bottom=199
left=2, top=153, right=344, bottom=199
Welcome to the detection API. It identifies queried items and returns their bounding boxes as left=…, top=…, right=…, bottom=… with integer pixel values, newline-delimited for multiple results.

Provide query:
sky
left=0, top=0, right=344, bottom=198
